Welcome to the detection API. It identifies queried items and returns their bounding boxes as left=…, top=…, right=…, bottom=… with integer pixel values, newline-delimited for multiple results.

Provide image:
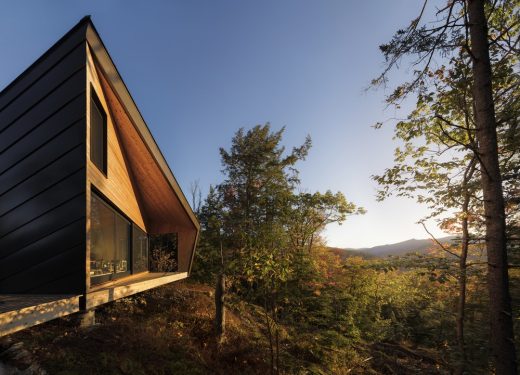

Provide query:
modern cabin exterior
left=0, top=17, right=199, bottom=335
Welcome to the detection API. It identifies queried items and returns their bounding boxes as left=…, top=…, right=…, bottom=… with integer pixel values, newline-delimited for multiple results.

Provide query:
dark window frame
left=90, top=87, right=107, bottom=175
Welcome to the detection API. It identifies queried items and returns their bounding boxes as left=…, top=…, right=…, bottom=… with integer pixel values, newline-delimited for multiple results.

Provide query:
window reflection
left=132, top=224, right=149, bottom=273
left=90, top=193, right=130, bottom=283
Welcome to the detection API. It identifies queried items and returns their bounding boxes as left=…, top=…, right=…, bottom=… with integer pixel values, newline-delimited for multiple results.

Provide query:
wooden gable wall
left=85, top=45, right=146, bottom=229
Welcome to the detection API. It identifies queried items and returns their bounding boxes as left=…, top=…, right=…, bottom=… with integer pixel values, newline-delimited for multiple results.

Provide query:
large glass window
left=90, top=90, right=107, bottom=174
left=132, top=224, right=149, bottom=274
left=90, top=193, right=130, bottom=284
left=149, top=233, right=178, bottom=272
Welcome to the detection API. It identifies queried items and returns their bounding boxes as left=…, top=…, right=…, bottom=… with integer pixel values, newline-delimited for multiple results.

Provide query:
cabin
left=0, top=16, right=199, bottom=336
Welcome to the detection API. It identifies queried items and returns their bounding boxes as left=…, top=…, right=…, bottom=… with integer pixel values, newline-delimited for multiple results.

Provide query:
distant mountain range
left=328, top=236, right=456, bottom=259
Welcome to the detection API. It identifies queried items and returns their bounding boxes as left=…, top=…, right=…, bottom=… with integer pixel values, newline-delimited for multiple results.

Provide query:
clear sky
left=0, top=0, right=449, bottom=248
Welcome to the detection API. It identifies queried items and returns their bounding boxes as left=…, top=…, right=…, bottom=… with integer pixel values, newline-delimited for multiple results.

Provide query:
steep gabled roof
left=0, top=16, right=199, bottom=273
left=0, top=16, right=199, bottom=232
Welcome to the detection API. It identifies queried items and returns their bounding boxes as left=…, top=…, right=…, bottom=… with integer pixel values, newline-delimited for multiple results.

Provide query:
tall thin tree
left=373, top=1, right=518, bottom=371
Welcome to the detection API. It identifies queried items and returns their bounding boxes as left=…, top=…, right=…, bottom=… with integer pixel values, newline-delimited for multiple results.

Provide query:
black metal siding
left=0, top=29, right=87, bottom=294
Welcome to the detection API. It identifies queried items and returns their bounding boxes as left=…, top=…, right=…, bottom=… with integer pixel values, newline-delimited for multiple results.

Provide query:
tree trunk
left=215, top=273, right=226, bottom=341
left=456, top=193, right=469, bottom=374
left=456, top=232, right=468, bottom=375
left=455, top=159, right=476, bottom=375
left=468, top=1, right=517, bottom=373
left=264, top=299, right=275, bottom=375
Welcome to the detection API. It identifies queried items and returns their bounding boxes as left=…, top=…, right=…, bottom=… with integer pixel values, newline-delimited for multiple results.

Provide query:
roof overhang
left=84, top=20, right=200, bottom=233
left=83, top=17, right=199, bottom=273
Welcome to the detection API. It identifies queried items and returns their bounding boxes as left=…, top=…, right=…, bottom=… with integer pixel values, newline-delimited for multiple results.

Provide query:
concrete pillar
left=77, top=309, right=96, bottom=328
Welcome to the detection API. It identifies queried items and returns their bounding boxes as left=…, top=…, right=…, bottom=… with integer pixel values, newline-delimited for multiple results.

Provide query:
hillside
left=330, top=236, right=456, bottom=258
left=327, top=247, right=371, bottom=259
left=0, top=281, right=449, bottom=374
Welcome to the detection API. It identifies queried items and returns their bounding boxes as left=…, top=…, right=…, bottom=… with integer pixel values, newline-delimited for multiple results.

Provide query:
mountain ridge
left=329, top=236, right=456, bottom=258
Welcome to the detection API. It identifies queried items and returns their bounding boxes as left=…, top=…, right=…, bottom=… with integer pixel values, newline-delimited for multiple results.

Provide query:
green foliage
left=219, top=124, right=311, bottom=249
left=193, top=123, right=363, bottom=286
left=288, top=191, right=365, bottom=252
left=191, top=124, right=367, bottom=373
left=373, top=0, right=519, bottom=215
left=189, top=26, right=519, bottom=368
left=372, top=4, right=520, bottom=370
left=189, top=117, right=514, bottom=372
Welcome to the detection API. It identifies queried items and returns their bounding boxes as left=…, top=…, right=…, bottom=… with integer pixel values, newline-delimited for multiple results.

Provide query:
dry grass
left=8, top=281, right=272, bottom=375
left=4, top=281, right=451, bottom=374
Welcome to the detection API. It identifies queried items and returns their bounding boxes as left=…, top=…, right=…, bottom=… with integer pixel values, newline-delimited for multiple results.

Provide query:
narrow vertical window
left=132, top=224, right=149, bottom=274
left=90, top=90, right=107, bottom=173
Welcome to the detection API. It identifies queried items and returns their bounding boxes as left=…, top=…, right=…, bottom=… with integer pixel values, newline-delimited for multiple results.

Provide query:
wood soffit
left=97, top=67, right=195, bottom=233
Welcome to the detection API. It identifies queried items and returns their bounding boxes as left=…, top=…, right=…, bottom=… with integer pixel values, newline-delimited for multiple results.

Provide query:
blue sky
left=0, top=1, right=449, bottom=248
